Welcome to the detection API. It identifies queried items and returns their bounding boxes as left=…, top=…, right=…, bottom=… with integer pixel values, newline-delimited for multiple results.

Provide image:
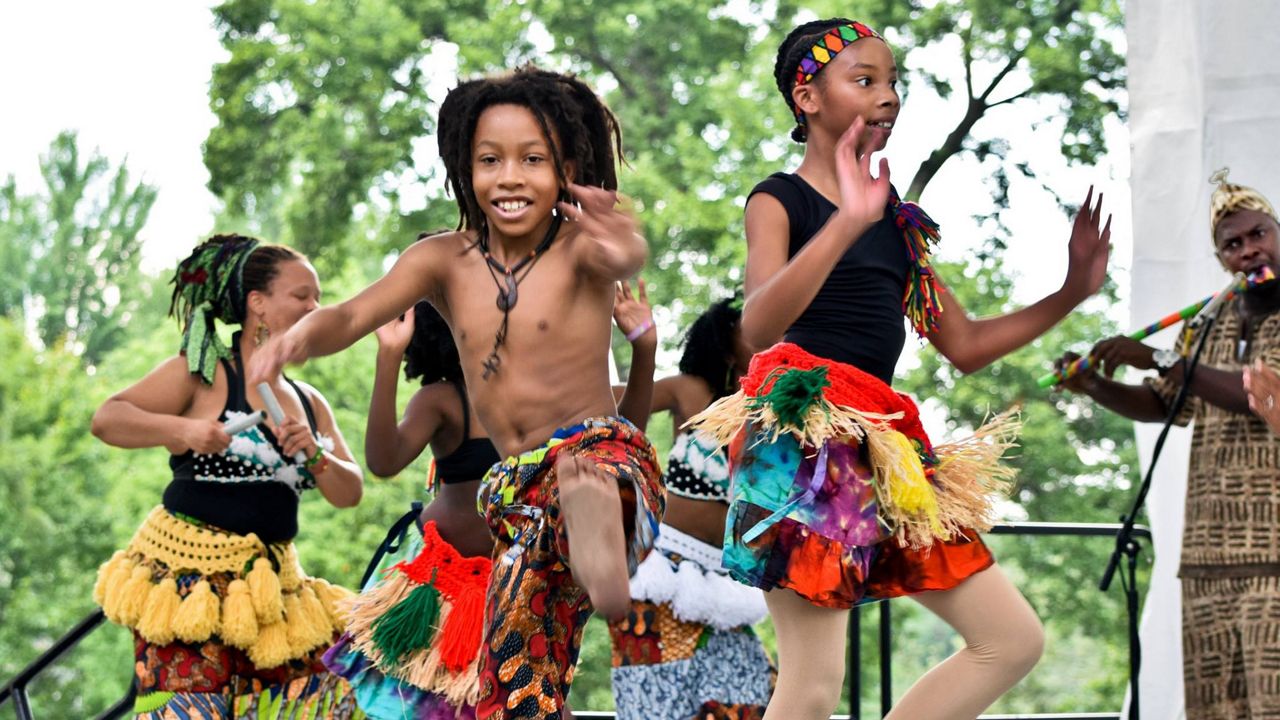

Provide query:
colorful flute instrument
left=1038, top=266, right=1276, bottom=388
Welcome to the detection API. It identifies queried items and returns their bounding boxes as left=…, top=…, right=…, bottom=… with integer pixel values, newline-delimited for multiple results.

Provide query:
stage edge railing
left=0, top=608, right=135, bottom=720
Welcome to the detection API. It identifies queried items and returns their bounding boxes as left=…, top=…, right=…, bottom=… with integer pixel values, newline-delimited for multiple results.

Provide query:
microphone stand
left=1099, top=310, right=1217, bottom=720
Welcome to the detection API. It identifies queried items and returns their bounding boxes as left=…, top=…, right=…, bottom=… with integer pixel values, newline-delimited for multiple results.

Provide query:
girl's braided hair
left=678, top=295, right=743, bottom=400
left=402, top=300, right=463, bottom=385
left=773, top=17, right=858, bottom=142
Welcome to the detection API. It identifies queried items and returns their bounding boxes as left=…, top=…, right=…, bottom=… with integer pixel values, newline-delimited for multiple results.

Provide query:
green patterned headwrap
left=169, top=235, right=260, bottom=384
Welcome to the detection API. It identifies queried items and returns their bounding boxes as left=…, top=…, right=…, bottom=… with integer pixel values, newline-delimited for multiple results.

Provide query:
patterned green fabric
left=169, top=237, right=259, bottom=384
left=133, top=690, right=176, bottom=714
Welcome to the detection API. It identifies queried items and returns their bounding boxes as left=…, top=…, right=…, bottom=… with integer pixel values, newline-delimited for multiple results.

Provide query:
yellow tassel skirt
left=94, top=506, right=353, bottom=669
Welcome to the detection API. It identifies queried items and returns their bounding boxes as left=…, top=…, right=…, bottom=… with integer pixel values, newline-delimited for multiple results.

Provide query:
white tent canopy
left=1127, top=2, right=1280, bottom=716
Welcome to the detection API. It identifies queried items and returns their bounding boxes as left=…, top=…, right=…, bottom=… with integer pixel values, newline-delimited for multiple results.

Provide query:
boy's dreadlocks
left=437, top=66, right=624, bottom=231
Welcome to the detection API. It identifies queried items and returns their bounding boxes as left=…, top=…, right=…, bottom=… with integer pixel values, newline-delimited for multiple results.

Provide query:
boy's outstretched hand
left=1062, top=186, right=1113, bottom=302
left=559, top=182, right=646, bottom=279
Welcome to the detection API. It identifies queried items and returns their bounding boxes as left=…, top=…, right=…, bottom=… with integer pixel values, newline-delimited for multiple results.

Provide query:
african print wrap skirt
left=475, top=416, right=664, bottom=720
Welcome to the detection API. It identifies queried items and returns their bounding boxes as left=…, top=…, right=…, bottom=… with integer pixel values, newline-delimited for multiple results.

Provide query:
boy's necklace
left=476, top=215, right=564, bottom=379
left=478, top=215, right=562, bottom=311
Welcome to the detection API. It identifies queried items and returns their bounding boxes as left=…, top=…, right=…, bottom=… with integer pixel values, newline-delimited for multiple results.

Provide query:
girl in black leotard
left=91, top=234, right=364, bottom=718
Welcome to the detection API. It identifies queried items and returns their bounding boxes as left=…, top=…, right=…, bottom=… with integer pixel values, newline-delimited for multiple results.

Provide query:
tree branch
left=576, top=11, right=639, bottom=104
left=988, top=87, right=1035, bottom=108
left=904, top=36, right=1035, bottom=200
left=907, top=96, right=986, bottom=202
left=580, top=48, right=638, bottom=102
left=961, top=25, right=975, bottom=100
left=978, top=50, right=1024, bottom=103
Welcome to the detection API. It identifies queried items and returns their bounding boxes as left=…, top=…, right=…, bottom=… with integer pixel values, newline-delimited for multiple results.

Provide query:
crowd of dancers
left=88, top=14, right=1280, bottom=720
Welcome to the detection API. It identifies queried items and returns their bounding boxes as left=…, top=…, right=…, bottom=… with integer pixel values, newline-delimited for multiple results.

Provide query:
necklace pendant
left=496, top=271, right=518, bottom=311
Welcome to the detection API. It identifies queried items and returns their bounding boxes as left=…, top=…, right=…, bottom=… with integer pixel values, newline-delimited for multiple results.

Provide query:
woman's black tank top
left=163, top=342, right=320, bottom=544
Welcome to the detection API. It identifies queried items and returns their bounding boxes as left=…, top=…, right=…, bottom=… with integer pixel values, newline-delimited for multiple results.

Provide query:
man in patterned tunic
left=1055, top=170, right=1280, bottom=718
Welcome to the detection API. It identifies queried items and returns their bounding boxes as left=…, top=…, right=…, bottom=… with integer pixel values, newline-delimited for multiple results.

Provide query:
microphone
left=256, top=382, right=308, bottom=463
left=1189, top=272, right=1245, bottom=329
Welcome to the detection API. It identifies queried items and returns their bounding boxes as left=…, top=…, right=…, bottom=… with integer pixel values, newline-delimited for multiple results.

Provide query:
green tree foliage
left=0, top=182, right=39, bottom=315
left=205, top=0, right=486, bottom=262
left=0, top=319, right=135, bottom=718
left=0, top=132, right=158, bottom=364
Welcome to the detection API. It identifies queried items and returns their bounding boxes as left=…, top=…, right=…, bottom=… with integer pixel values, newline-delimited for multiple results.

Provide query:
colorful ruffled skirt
left=689, top=343, right=1019, bottom=609
left=323, top=513, right=491, bottom=720
left=94, top=506, right=359, bottom=718
left=610, top=524, right=774, bottom=719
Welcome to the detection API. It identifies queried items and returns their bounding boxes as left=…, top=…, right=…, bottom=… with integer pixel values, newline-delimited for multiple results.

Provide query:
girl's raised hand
left=613, top=278, right=656, bottom=344
left=374, top=307, right=416, bottom=354
left=1063, top=186, right=1112, bottom=301
left=835, top=115, right=891, bottom=234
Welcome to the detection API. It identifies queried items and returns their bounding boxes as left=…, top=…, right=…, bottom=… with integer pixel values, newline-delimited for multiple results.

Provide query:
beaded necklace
left=477, top=214, right=564, bottom=379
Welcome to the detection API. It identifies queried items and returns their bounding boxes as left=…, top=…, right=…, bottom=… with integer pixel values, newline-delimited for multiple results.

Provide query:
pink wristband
left=625, top=319, right=654, bottom=342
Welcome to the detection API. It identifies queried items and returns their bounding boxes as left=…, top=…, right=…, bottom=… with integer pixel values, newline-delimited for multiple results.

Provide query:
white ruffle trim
left=629, top=524, right=767, bottom=630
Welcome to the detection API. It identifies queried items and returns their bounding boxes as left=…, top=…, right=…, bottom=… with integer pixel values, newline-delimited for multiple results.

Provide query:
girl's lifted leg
left=558, top=452, right=632, bottom=621
left=886, top=564, right=1044, bottom=720
left=763, top=588, right=850, bottom=720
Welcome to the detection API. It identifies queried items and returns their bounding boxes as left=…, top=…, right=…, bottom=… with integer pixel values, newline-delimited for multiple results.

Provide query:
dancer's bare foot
left=557, top=452, right=630, bottom=621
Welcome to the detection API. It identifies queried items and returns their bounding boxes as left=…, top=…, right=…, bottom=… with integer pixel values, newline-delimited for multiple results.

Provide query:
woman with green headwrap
left=91, top=234, right=365, bottom=718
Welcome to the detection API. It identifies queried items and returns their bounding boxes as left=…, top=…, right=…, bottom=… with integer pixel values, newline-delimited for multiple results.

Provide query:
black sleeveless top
left=749, top=172, right=909, bottom=384
left=164, top=341, right=321, bottom=544
left=433, top=380, right=500, bottom=484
